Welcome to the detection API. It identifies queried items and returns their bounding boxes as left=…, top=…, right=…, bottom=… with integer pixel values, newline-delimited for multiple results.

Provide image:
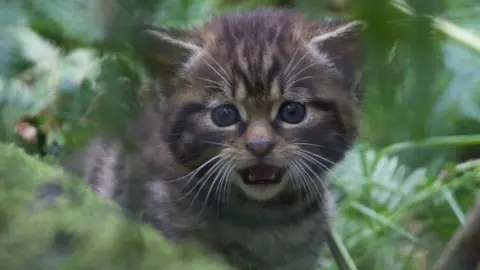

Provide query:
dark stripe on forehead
left=232, top=64, right=253, bottom=96
left=266, top=55, right=282, bottom=91
left=230, top=52, right=285, bottom=97
left=256, top=44, right=267, bottom=89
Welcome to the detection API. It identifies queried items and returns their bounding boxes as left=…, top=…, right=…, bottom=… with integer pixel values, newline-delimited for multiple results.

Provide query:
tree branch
left=434, top=198, right=480, bottom=270
left=433, top=159, right=480, bottom=270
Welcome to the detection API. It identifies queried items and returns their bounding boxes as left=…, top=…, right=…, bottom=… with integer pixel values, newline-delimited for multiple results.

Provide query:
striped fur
left=77, top=7, right=365, bottom=270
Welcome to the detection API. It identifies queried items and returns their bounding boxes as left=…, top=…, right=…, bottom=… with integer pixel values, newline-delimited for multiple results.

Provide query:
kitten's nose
left=246, top=138, right=274, bottom=157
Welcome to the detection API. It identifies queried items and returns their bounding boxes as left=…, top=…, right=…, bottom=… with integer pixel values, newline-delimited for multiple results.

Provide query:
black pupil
left=212, top=105, right=240, bottom=127
left=278, top=102, right=306, bottom=124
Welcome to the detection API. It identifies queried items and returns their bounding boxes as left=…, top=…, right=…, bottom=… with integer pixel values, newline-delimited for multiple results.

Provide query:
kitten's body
left=78, top=115, right=333, bottom=270
left=70, top=8, right=365, bottom=270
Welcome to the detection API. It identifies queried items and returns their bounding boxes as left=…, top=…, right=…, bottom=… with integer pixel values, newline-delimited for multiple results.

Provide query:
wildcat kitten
left=73, top=7, right=365, bottom=270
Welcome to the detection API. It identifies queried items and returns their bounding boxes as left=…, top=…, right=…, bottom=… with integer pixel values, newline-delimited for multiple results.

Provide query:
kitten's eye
left=277, top=102, right=306, bottom=124
left=212, top=104, right=241, bottom=127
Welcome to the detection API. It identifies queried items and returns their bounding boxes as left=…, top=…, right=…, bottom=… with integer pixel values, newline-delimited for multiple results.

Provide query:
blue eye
left=211, top=104, right=241, bottom=127
left=277, top=102, right=306, bottom=124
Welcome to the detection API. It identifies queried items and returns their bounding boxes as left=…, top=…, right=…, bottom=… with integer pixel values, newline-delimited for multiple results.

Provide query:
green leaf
left=0, top=143, right=230, bottom=270
left=25, top=0, right=102, bottom=43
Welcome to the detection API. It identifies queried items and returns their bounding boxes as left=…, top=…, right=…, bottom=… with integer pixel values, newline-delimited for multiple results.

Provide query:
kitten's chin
left=232, top=173, right=289, bottom=201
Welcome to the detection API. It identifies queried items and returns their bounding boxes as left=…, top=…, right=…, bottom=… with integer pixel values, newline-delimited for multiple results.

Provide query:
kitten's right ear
left=132, top=26, right=201, bottom=78
left=309, top=20, right=365, bottom=102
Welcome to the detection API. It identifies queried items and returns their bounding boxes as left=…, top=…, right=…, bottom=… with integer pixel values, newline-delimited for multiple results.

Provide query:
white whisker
left=202, top=58, right=231, bottom=88
left=217, top=162, right=236, bottom=214
left=223, top=165, right=235, bottom=211
left=201, top=158, right=233, bottom=215
left=294, top=142, right=340, bottom=151
left=286, top=62, right=317, bottom=88
left=297, top=148, right=336, bottom=166
left=186, top=156, right=228, bottom=210
left=291, top=159, right=325, bottom=204
left=295, top=150, right=339, bottom=186
left=175, top=156, right=226, bottom=201
left=284, top=51, right=309, bottom=84
left=286, top=161, right=304, bottom=200
left=167, top=154, right=221, bottom=183
left=203, top=85, right=226, bottom=91
left=200, top=141, right=231, bottom=148
left=285, top=76, right=313, bottom=89
left=203, top=53, right=232, bottom=83
left=198, top=77, right=225, bottom=88
left=296, top=159, right=327, bottom=205
left=283, top=46, right=300, bottom=79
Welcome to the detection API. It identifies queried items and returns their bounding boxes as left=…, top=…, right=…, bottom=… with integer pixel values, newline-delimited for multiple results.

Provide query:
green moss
left=0, top=143, right=230, bottom=270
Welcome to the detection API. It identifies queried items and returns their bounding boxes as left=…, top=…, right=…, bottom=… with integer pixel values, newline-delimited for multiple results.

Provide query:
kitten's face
left=134, top=8, right=364, bottom=202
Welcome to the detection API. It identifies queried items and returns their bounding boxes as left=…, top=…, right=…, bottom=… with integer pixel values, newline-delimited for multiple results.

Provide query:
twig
left=433, top=198, right=480, bottom=270
left=433, top=159, right=480, bottom=270
left=380, top=135, right=480, bottom=157
left=326, top=230, right=359, bottom=270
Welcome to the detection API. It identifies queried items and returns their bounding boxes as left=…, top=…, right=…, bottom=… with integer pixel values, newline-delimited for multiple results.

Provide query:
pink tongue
left=248, top=164, right=277, bottom=181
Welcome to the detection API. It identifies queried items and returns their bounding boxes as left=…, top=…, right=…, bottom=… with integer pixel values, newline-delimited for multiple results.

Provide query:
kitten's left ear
left=132, top=25, right=202, bottom=80
left=310, top=20, right=366, bottom=101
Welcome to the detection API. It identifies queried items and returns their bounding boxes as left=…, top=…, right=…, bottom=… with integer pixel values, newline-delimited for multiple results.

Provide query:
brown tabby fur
left=67, top=7, right=365, bottom=270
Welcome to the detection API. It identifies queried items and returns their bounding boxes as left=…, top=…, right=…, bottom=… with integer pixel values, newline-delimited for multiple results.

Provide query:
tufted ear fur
left=309, top=20, right=365, bottom=102
left=132, top=25, right=201, bottom=81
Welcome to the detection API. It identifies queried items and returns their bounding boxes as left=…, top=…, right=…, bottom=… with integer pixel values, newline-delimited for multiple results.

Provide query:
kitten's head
left=133, top=8, right=364, bottom=202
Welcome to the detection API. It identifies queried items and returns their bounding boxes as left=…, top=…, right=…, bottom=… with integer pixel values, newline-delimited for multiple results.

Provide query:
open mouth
left=240, top=164, right=285, bottom=186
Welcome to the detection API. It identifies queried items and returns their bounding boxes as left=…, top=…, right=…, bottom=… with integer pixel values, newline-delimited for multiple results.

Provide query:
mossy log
left=0, top=143, right=229, bottom=270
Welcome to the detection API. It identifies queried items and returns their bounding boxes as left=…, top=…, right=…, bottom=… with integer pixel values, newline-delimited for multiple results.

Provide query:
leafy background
left=0, top=0, right=479, bottom=269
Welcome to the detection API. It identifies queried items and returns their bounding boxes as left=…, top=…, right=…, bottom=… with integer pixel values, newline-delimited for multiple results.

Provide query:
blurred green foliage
left=0, top=143, right=230, bottom=270
left=0, top=0, right=479, bottom=269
